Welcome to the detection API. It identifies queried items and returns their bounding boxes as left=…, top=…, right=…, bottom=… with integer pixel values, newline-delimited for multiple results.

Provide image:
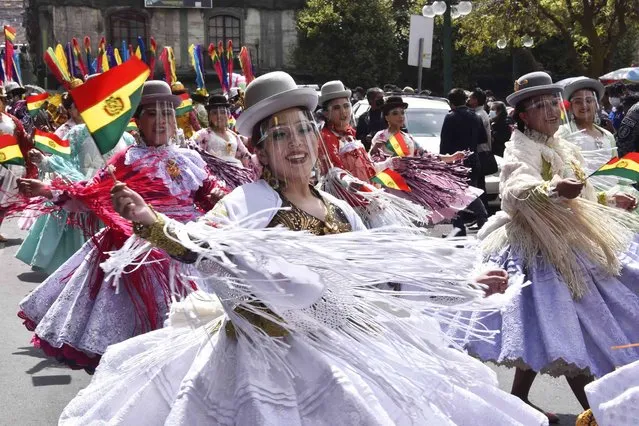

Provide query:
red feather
left=159, top=47, right=172, bottom=85
left=84, top=36, right=91, bottom=52
left=72, top=38, right=88, bottom=77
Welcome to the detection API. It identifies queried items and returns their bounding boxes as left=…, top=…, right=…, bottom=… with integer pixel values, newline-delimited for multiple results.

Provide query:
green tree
left=294, top=0, right=400, bottom=88
left=456, top=0, right=639, bottom=77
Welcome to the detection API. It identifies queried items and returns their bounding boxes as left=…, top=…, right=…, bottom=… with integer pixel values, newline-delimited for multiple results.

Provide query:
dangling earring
left=262, top=165, right=280, bottom=190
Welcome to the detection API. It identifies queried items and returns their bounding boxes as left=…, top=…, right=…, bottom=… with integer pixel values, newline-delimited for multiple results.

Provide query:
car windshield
left=406, top=109, right=447, bottom=137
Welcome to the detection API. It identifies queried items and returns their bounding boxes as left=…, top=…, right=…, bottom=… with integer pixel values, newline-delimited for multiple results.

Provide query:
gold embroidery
left=133, top=209, right=188, bottom=257
left=103, top=96, right=125, bottom=116
left=166, top=159, right=181, bottom=180
left=597, top=191, right=608, bottom=205
left=269, top=197, right=351, bottom=235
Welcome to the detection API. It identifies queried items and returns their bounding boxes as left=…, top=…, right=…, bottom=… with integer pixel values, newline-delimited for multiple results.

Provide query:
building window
left=109, top=10, right=148, bottom=47
left=208, top=15, right=241, bottom=53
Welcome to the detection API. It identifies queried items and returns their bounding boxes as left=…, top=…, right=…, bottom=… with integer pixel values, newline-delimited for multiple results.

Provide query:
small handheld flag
left=26, top=93, right=49, bottom=117
left=70, top=56, right=150, bottom=155
left=590, top=153, right=639, bottom=182
left=176, top=93, right=193, bottom=116
left=0, top=134, right=24, bottom=166
left=371, top=168, right=411, bottom=192
left=34, top=129, right=71, bottom=159
left=125, top=118, right=138, bottom=132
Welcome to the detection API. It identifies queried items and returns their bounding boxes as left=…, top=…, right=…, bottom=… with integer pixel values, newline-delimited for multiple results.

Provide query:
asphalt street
left=0, top=218, right=581, bottom=425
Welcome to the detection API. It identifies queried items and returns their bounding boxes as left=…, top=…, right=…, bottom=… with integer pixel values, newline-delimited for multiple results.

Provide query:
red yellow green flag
left=70, top=57, right=150, bottom=155
left=591, top=153, right=639, bottom=182
left=371, top=168, right=411, bottom=192
left=0, top=134, right=24, bottom=166
left=4, top=25, right=16, bottom=42
left=126, top=118, right=138, bottom=132
left=26, top=93, right=49, bottom=117
left=176, top=93, right=193, bottom=116
left=385, top=132, right=411, bottom=157
left=33, top=129, right=71, bottom=159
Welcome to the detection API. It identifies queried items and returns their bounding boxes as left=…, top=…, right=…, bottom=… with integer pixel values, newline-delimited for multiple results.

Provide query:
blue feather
left=137, top=36, right=147, bottom=64
left=121, top=40, right=128, bottom=62
left=106, top=45, right=117, bottom=68
left=12, top=50, right=21, bottom=84
left=0, top=52, right=6, bottom=84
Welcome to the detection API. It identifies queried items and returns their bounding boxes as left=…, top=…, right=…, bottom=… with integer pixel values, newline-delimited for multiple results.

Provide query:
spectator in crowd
left=440, top=88, right=489, bottom=236
left=607, top=82, right=626, bottom=131
left=489, top=101, right=512, bottom=157
left=616, top=93, right=639, bottom=157
left=351, top=86, right=365, bottom=104
left=356, top=87, right=386, bottom=151
left=468, top=88, right=492, bottom=150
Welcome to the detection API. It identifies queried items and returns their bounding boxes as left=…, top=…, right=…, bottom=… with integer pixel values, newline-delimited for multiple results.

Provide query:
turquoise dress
left=16, top=125, right=134, bottom=274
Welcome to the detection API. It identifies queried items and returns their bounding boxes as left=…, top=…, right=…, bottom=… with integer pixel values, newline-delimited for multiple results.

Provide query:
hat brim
left=382, top=102, right=409, bottom=113
left=237, top=87, right=319, bottom=137
left=205, top=103, right=231, bottom=110
left=319, top=89, right=352, bottom=106
left=9, top=88, right=26, bottom=96
left=140, top=93, right=182, bottom=109
left=506, top=84, right=564, bottom=107
left=563, top=79, right=605, bottom=102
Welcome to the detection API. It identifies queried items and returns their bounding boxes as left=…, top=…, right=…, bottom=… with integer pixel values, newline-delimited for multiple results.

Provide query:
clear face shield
left=567, top=89, right=601, bottom=130
left=520, top=93, right=567, bottom=137
left=255, top=108, right=322, bottom=188
left=137, top=101, right=179, bottom=147
left=325, top=97, right=355, bottom=130
left=208, top=106, right=229, bottom=131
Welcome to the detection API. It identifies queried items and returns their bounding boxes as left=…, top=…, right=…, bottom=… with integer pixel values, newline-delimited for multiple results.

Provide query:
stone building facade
left=0, top=0, right=26, bottom=42
left=24, top=0, right=305, bottom=88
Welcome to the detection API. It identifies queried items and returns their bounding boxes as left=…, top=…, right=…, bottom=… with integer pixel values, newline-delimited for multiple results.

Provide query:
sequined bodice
left=268, top=188, right=352, bottom=235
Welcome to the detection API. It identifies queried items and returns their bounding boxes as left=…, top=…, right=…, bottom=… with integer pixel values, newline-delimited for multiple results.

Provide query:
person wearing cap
left=616, top=92, right=639, bottom=158
left=191, top=94, right=252, bottom=168
left=59, top=70, right=548, bottom=426
left=556, top=77, right=639, bottom=214
left=465, top=71, right=639, bottom=423
left=318, top=80, right=390, bottom=182
left=15, top=80, right=225, bottom=373
left=171, top=81, right=201, bottom=139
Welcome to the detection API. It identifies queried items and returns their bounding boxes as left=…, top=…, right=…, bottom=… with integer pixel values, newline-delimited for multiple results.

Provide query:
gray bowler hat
left=236, top=71, right=319, bottom=137
left=139, top=80, right=182, bottom=108
left=560, top=76, right=605, bottom=102
left=319, top=80, right=352, bottom=106
left=506, top=72, right=563, bottom=107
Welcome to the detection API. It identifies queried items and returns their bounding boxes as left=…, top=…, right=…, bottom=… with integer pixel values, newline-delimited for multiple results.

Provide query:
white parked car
left=353, top=95, right=502, bottom=205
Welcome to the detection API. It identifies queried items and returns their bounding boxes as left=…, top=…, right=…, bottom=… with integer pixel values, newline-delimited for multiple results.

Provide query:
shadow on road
left=32, top=375, right=72, bottom=386
left=17, top=271, right=48, bottom=283
left=14, top=346, right=78, bottom=375
left=0, top=238, right=23, bottom=248
left=557, top=413, right=577, bottom=424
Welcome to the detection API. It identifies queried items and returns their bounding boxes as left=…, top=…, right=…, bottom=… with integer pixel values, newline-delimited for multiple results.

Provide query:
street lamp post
left=423, top=1, right=472, bottom=94
left=442, top=1, right=452, bottom=94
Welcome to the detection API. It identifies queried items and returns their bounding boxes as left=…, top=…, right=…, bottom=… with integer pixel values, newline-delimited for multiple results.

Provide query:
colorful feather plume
left=84, top=36, right=95, bottom=75
left=208, top=43, right=226, bottom=93
left=226, top=40, right=234, bottom=83
left=72, top=38, right=88, bottom=77
left=106, top=44, right=117, bottom=69
left=43, top=45, right=75, bottom=89
left=239, top=46, right=255, bottom=84
left=218, top=41, right=229, bottom=92
left=188, top=44, right=206, bottom=90
left=148, top=37, right=157, bottom=79
left=159, top=46, right=177, bottom=86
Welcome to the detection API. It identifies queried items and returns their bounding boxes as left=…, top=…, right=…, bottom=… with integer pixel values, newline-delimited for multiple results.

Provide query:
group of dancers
left=1, top=59, right=639, bottom=424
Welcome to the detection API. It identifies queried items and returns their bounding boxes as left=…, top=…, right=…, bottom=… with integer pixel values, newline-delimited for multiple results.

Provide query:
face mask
left=610, top=97, right=621, bottom=107
left=489, top=110, right=497, bottom=119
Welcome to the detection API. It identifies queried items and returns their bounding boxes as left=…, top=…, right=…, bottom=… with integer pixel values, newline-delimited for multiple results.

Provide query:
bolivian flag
left=26, top=93, right=49, bottom=117
left=33, top=129, right=71, bottom=159
left=70, top=56, right=149, bottom=155
left=371, top=168, right=411, bottom=192
left=385, top=133, right=411, bottom=157
left=126, top=118, right=138, bottom=132
left=0, top=134, right=24, bottom=166
left=176, top=93, right=193, bottom=117
left=591, top=153, right=639, bottom=182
